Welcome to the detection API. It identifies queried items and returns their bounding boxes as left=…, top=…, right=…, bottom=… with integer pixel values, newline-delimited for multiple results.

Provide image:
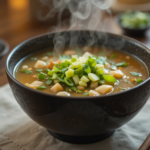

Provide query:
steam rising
left=38, top=0, right=124, bottom=55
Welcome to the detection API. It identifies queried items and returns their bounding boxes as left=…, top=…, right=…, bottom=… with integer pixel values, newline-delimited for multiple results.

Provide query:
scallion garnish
left=37, top=86, right=46, bottom=90
left=21, top=70, right=33, bottom=74
left=116, top=62, right=128, bottom=67
left=130, top=72, right=142, bottom=76
left=38, top=72, right=47, bottom=80
left=135, top=78, right=143, bottom=83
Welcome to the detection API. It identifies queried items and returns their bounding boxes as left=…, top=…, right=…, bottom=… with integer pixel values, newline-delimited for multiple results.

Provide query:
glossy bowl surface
left=6, top=31, right=150, bottom=144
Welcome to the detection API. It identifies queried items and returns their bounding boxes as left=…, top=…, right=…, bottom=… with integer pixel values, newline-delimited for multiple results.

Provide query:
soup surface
left=15, top=47, right=148, bottom=97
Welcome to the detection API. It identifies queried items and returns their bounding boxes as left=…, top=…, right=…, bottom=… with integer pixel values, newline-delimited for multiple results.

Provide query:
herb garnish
left=30, top=57, right=37, bottom=60
left=116, top=62, right=128, bottom=67
left=43, top=52, right=53, bottom=56
left=37, top=86, right=46, bottom=90
left=130, top=72, right=142, bottom=76
left=84, top=92, right=89, bottom=96
left=135, top=78, right=143, bottom=83
left=110, top=54, right=116, bottom=58
left=21, top=70, right=33, bottom=74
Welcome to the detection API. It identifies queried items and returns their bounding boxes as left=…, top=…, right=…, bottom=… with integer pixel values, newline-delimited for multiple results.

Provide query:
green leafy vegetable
left=120, top=87, right=127, bottom=91
left=130, top=72, right=142, bottom=76
left=111, top=65, right=117, bottom=70
left=36, top=69, right=43, bottom=72
left=38, top=72, right=47, bottom=80
left=57, top=76, right=65, bottom=82
left=86, top=56, right=96, bottom=67
left=116, top=62, right=128, bottom=67
left=99, top=52, right=105, bottom=55
left=84, top=92, right=89, bottom=96
left=37, top=86, right=46, bottom=90
left=59, top=55, right=70, bottom=60
left=30, top=57, right=37, bottom=60
left=96, top=56, right=107, bottom=65
left=83, top=65, right=91, bottom=74
left=43, top=69, right=50, bottom=72
left=64, top=77, right=74, bottom=86
left=43, top=52, right=53, bottom=56
left=135, top=78, right=143, bottom=83
left=76, top=90, right=82, bottom=93
left=110, top=54, right=116, bottom=58
left=70, top=86, right=77, bottom=91
left=103, top=75, right=116, bottom=83
left=46, top=80, right=53, bottom=85
left=21, top=70, right=33, bottom=74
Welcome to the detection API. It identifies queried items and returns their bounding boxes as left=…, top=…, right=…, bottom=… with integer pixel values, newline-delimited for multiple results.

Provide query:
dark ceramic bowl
left=6, top=31, right=150, bottom=144
left=116, top=14, right=150, bottom=36
left=0, top=39, right=9, bottom=58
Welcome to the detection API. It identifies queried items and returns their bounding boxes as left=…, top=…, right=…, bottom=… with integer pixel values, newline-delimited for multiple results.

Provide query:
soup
left=15, top=47, right=148, bottom=97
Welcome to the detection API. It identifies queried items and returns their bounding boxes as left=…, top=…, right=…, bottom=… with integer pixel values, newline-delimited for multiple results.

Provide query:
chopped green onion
left=71, top=57, right=77, bottom=62
left=103, top=75, right=116, bottom=83
left=43, top=69, right=50, bottom=72
left=64, top=77, right=74, bottom=86
left=57, top=76, right=65, bottom=82
left=96, top=56, right=107, bottom=65
left=52, top=73, right=57, bottom=79
left=116, top=62, right=128, bottom=67
left=99, top=80, right=106, bottom=85
left=72, top=61, right=81, bottom=68
left=99, top=52, right=105, bottom=55
left=38, top=72, right=47, bottom=80
left=88, top=73, right=99, bottom=81
left=79, top=81, right=87, bottom=87
left=76, top=89, right=82, bottom=93
left=111, top=65, right=117, bottom=70
left=83, top=65, right=91, bottom=74
left=21, top=70, right=33, bottom=74
left=84, top=92, right=89, bottom=96
left=70, top=86, right=77, bottom=91
left=30, top=57, right=37, bottom=60
left=72, top=75, right=80, bottom=85
left=130, top=72, right=142, bottom=76
left=135, top=78, right=143, bottom=83
left=80, top=76, right=89, bottom=82
left=74, top=66, right=83, bottom=76
left=110, top=54, right=116, bottom=58
left=59, top=55, right=70, bottom=60
left=37, top=86, right=46, bottom=90
left=96, top=69, right=104, bottom=75
left=65, top=69, right=74, bottom=78
left=46, top=80, right=53, bottom=85
left=43, top=52, right=53, bottom=56
left=62, top=68, right=68, bottom=74
left=36, top=69, right=43, bottom=72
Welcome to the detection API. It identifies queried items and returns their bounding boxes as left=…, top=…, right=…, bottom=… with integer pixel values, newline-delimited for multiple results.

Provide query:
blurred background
left=0, top=0, right=150, bottom=86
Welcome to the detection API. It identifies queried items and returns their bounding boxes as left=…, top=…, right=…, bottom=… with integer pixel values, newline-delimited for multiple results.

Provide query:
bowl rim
left=115, top=13, right=150, bottom=31
left=5, top=30, right=150, bottom=99
left=0, top=39, right=9, bottom=58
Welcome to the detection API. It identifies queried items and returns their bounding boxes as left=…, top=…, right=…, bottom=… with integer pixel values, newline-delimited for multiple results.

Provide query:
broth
left=15, top=47, right=148, bottom=97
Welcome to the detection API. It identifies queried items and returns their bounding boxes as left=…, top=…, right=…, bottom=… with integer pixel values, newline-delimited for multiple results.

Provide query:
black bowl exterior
left=116, top=14, right=150, bottom=36
left=6, top=31, right=150, bottom=137
left=0, top=39, right=9, bottom=58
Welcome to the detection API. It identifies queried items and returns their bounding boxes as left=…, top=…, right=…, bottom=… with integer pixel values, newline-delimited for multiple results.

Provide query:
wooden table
left=0, top=0, right=150, bottom=87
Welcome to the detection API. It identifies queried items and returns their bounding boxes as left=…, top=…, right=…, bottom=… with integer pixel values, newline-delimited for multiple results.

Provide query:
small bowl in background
left=116, top=13, right=150, bottom=36
left=0, top=39, right=9, bottom=59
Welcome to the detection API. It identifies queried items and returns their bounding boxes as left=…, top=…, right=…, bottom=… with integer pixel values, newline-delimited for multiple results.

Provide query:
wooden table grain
left=0, top=1, right=150, bottom=87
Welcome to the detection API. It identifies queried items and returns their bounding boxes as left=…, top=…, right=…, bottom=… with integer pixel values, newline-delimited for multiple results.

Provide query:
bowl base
left=47, top=130, right=115, bottom=144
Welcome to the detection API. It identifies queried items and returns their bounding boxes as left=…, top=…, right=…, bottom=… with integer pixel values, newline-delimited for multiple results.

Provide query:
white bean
left=57, top=91, right=70, bottom=96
